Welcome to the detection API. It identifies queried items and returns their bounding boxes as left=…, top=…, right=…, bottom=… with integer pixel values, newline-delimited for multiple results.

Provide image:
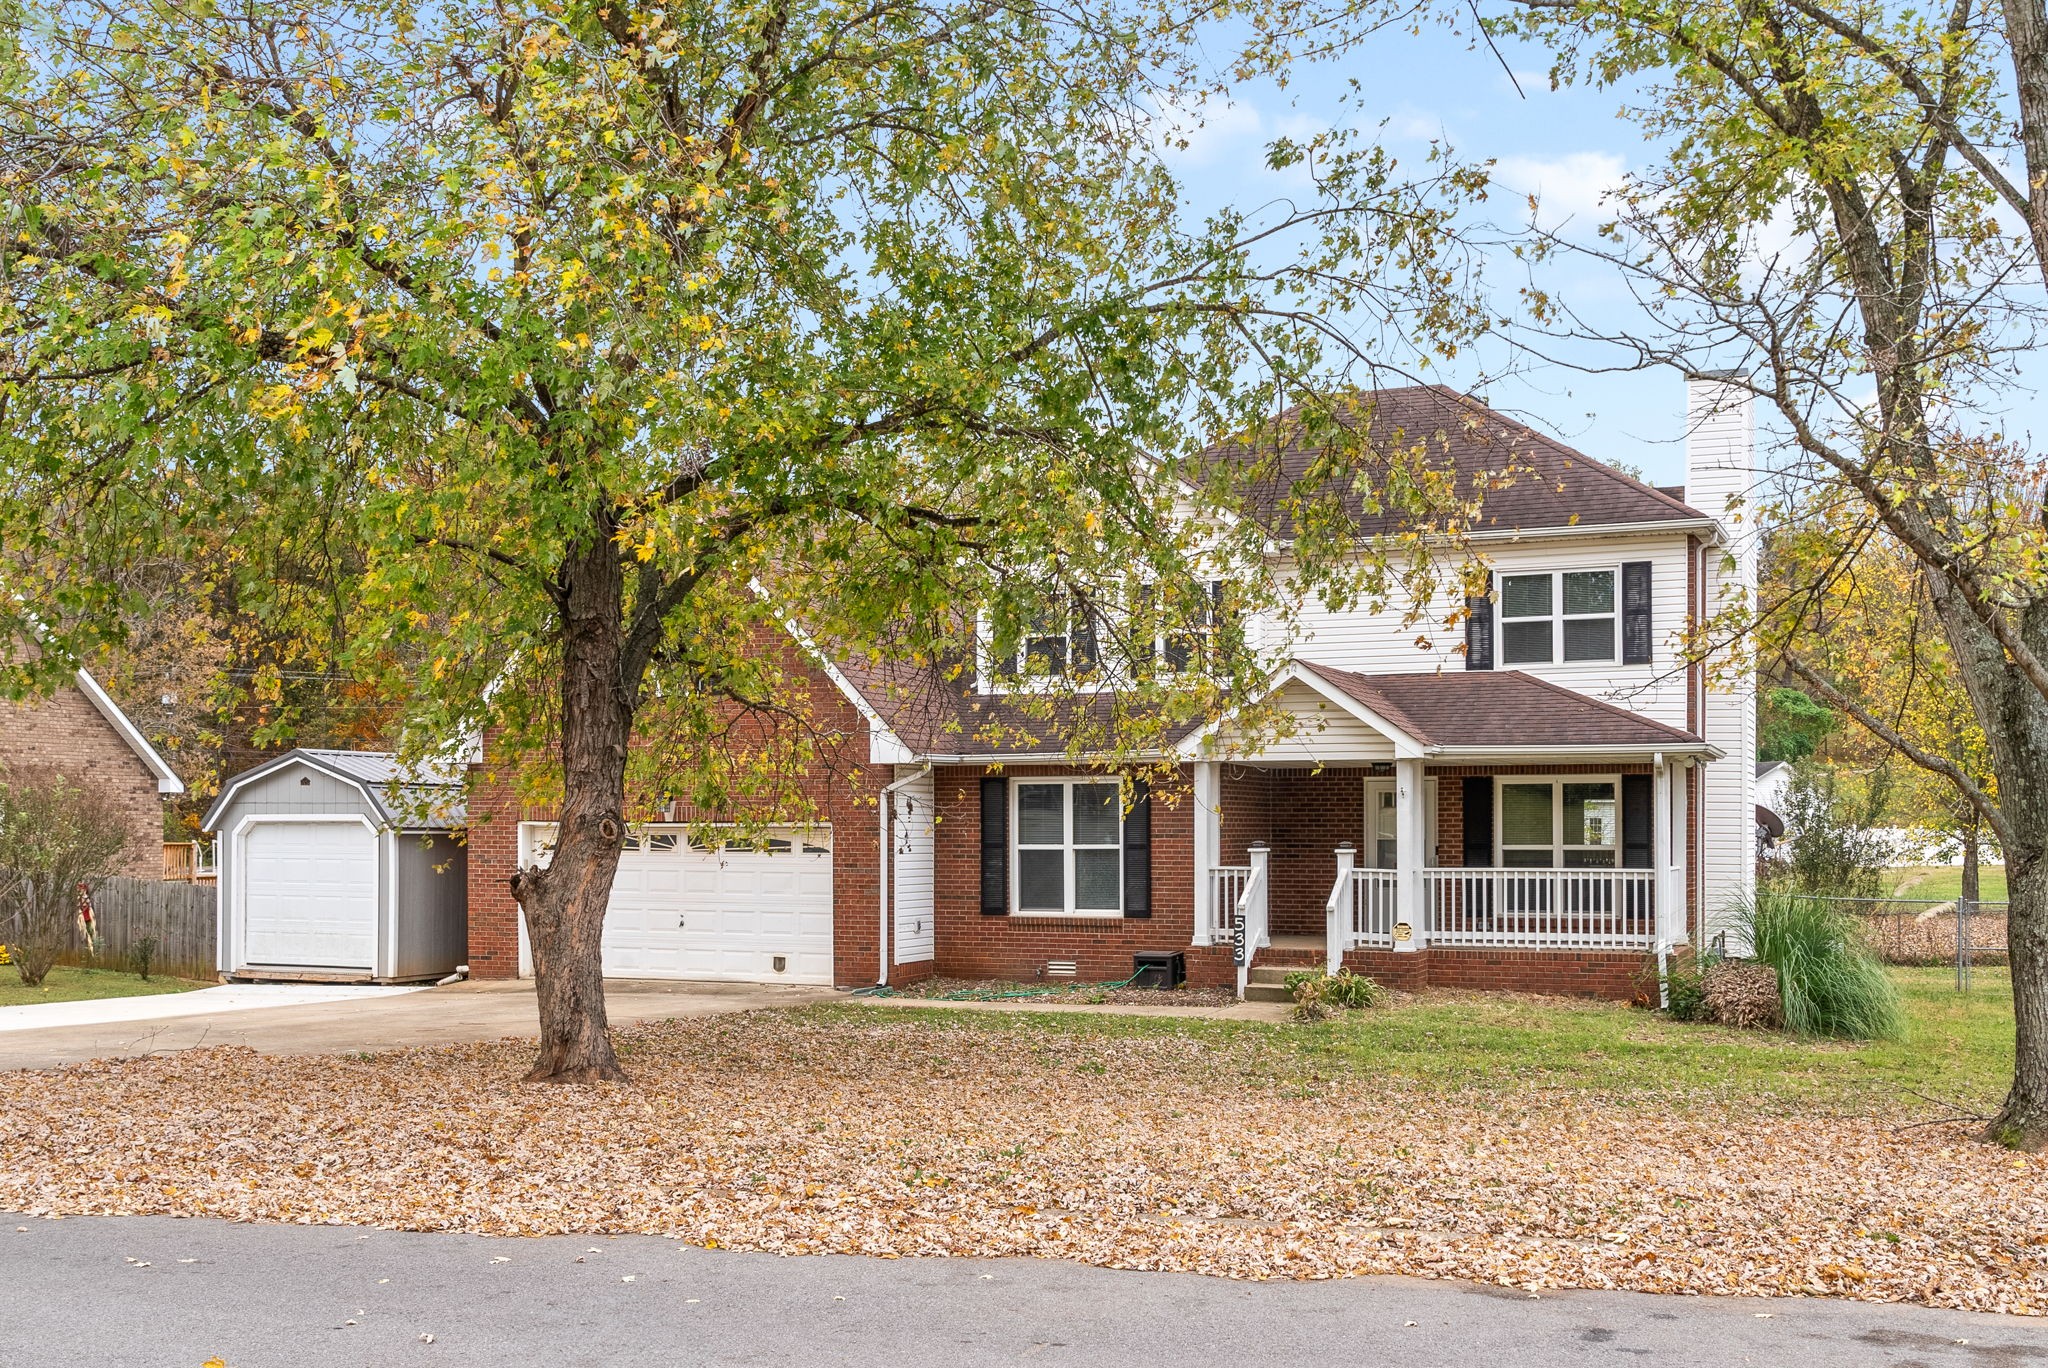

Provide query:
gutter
left=876, top=764, right=932, bottom=988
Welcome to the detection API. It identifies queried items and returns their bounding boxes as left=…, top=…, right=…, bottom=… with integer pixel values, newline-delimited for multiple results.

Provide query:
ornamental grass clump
left=1739, top=892, right=1905, bottom=1041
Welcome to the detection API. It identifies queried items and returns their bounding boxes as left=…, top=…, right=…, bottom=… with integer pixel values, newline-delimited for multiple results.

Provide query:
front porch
left=1182, top=665, right=1711, bottom=1000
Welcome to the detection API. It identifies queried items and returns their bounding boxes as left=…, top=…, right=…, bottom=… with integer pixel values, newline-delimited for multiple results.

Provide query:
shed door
left=242, top=821, right=379, bottom=970
left=599, top=828, right=835, bottom=984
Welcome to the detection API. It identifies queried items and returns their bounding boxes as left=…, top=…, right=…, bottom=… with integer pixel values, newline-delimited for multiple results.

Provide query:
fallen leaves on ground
left=0, top=1011, right=2041, bottom=1315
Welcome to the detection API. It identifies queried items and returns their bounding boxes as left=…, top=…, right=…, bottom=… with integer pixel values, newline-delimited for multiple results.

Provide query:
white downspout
left=877, top=765, right=932, bottom=987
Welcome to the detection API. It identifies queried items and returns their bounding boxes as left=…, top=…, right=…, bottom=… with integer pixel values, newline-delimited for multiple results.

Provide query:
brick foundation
left=1344, top=947, right=1655, bottom=1001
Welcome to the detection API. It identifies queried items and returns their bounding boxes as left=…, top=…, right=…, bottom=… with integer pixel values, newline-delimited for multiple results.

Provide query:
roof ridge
left=1445, top=396, right=1705, bottom=520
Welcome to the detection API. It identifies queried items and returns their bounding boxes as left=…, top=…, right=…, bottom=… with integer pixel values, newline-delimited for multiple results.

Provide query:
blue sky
left=1160, top=21, right=1706, bottom=485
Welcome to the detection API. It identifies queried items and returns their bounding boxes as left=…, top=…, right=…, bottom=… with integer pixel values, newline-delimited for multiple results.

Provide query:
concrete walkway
left=10, top=1214, right=2044, bottom=1367
left=0, top=982, right=420, bottom=1034
left=849, top=993, right=1294, bottom=1023
left=0, top=978, right=835, bottom=1071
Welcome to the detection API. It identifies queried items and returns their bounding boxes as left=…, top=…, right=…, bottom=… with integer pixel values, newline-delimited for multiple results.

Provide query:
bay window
left=1013, top=779, right=1123, bottom=915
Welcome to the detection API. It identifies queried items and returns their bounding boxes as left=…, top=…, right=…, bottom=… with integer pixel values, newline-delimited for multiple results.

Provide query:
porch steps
left=1242, top=961, right=1314, bottom=1003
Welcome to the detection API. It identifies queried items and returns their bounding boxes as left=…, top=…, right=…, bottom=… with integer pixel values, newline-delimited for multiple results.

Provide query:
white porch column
left=1667, top=760, right=1693, bottom=951
left=1327, top=842, right=1356, bottom=974
left=1653, top=756, right=1676, bottom=949
left=1394, top=757, right=1426, bottom=951
left=1193, top=760, right=1221, bottom=945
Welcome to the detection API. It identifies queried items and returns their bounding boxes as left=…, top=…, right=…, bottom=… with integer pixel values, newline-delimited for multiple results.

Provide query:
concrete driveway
left=0, top=978, right=836, bottom=1071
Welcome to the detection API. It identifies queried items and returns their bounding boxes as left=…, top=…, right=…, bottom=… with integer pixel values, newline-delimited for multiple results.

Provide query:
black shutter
left=1465, top=593, right=1494, bottom=671
left=1621, top=773, right=1654, bottom=868
left=1461, top=776, right=1494, bottom=866
left=1069, top=595, right=1099, bottom=675
left=1121, top=778, right=1151, bottom=918
left=980, top=776, right=1009, bottom=916
left=1621, top=561, right=1654, bottom=665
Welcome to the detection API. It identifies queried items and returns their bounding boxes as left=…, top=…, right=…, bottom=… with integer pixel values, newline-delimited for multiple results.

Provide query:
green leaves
left=0, top=0, right=1488, bottom=805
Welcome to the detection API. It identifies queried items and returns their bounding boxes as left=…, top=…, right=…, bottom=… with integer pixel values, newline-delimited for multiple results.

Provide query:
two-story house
left=465, top=376, right=1759, bottom=1000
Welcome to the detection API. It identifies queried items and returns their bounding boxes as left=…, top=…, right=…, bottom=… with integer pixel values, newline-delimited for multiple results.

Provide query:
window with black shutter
left=1121, top=779, right=1151, bottom=918
left=1621, top=774, right=1654, bottom=868
left=1621, top=561, right=1654, bottom=665
left=980, top=776, right=1009, bottom=916
left=1461, top=776, right=1495, bottom=865
left=1465, top=594, right=1494, bottom=671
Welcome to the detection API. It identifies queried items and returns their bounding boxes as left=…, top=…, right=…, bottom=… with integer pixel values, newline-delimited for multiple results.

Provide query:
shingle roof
left=203, top=748, right=467, bottom=832
left=824, top=648, right=1705, bottom=758
left=1208, top=386, right=1707, bottom=538
left=1294, top=662, right=1705, bottom=751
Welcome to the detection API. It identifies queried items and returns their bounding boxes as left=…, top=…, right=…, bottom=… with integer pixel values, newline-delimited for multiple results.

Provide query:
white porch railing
left=1351, top=869, right=1399, bottom=949
left=1423, top=868, right=1655, bottom=949
left=1209, top=865, right=1249, bottom=942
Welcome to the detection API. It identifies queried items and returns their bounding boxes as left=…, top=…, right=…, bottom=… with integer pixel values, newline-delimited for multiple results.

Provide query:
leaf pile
left=0, top=1011, right=2040, bottom=1315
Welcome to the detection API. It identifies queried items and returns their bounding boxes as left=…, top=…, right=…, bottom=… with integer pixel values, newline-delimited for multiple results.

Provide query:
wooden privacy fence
left=59, top=875, right=217, bottom=980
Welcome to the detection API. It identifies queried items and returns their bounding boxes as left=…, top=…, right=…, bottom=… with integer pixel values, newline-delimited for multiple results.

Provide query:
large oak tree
left=0, top=0, right=1485, bottom=1079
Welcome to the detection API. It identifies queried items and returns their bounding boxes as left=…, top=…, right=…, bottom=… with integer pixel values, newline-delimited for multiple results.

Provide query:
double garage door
left=533, top=825, right=836, bottom=985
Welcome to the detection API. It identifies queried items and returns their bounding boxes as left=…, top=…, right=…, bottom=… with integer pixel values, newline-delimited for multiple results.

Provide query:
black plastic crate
left=1131, top=950, right=1186, bottom=989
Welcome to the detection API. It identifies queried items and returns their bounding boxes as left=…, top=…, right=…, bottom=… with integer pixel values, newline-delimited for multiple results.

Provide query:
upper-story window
left=1499, top=569, right=1618, bottom=665
left=1140, top=579, right=1225, bottom=676
left=994, top=597, right=1100, bottom=682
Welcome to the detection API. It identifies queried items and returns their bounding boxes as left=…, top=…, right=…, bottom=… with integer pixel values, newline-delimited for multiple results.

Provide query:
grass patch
left=0, top=965, right=210, bottom=1008
left=1886, top=864, right=2009, bottom=903
left=817, top=966, right=2015, bottom=1115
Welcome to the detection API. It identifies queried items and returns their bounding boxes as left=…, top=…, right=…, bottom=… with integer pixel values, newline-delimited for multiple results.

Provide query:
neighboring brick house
left=0, top=669, right=185, bottom=880
left=467, top=377, right=1760, bottom=1001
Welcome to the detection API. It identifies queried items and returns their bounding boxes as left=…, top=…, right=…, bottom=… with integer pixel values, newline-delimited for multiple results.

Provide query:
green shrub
left=1660, top=959, right=1709, bottom=1021
left=1284, top=968, right=1386, bottom=1021
left=1739, top=892, right=1905, bottom=1041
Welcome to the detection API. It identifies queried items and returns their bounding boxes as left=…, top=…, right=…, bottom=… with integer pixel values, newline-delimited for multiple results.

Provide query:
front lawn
left=0, top=969, right=2037, bottom=1317
left=0, top=966, right=209, bottom=1009
left=831, top=966, right=2015, bottom=1116
left=1887, top=864, right=2010, bottom=903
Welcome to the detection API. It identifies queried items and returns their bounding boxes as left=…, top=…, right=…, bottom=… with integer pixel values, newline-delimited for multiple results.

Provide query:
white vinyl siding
left=1281, top=533, right=1690, bottom=727
left=892, top=768, right=936, bottom=964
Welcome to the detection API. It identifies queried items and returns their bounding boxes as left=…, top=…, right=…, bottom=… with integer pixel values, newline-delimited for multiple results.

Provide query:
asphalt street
left=3, top=1213, right=2044, bottom=1367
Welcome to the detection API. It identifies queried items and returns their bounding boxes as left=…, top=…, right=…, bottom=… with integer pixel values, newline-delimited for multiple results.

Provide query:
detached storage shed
left=205, top=749, right=468, bottom=982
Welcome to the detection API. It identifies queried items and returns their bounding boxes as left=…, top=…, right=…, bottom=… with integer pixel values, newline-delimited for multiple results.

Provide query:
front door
left=1365, top=780, right=1398, bottom=870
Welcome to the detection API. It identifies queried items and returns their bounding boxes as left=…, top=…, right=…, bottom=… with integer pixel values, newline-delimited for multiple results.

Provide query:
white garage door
left=599, top=827, right=835, bottom=984
left=242, top=820, right=378, bottom=970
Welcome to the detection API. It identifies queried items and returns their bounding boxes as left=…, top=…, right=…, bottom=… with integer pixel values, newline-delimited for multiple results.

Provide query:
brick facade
left=0, top=684, right=165, bottom=880
left=463, top=675, right=1689, bottom=1002
left=927, top=763, right=1235, bottom=988
left=463, top=641, right=900, bottom=987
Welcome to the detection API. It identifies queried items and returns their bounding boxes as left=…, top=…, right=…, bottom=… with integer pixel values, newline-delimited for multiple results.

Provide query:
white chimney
left=1684, top=371, right=1758, bottom=948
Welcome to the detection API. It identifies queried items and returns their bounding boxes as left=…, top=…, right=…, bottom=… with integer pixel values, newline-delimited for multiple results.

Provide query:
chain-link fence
left=1810, top=894, right=2009, bottom=988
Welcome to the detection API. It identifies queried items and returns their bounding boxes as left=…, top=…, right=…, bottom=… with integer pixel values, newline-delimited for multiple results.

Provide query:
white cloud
left=1492, top=151, right=1628, bottom=231
left=1148, top=93, right=1329, bottom=187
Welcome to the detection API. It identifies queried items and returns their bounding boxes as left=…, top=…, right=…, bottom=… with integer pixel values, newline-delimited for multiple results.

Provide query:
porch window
left=1499, top=779, right=1620, bottom=868
left=1013, top=780, right=1122, bottom=915
left=1498, top=569, right=1619, bottom=665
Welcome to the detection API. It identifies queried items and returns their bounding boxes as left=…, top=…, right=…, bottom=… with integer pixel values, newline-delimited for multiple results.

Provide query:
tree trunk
left=509, top=531, right=634, bottom=1084
left=1988, top=852, right=2048, bottom=1149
